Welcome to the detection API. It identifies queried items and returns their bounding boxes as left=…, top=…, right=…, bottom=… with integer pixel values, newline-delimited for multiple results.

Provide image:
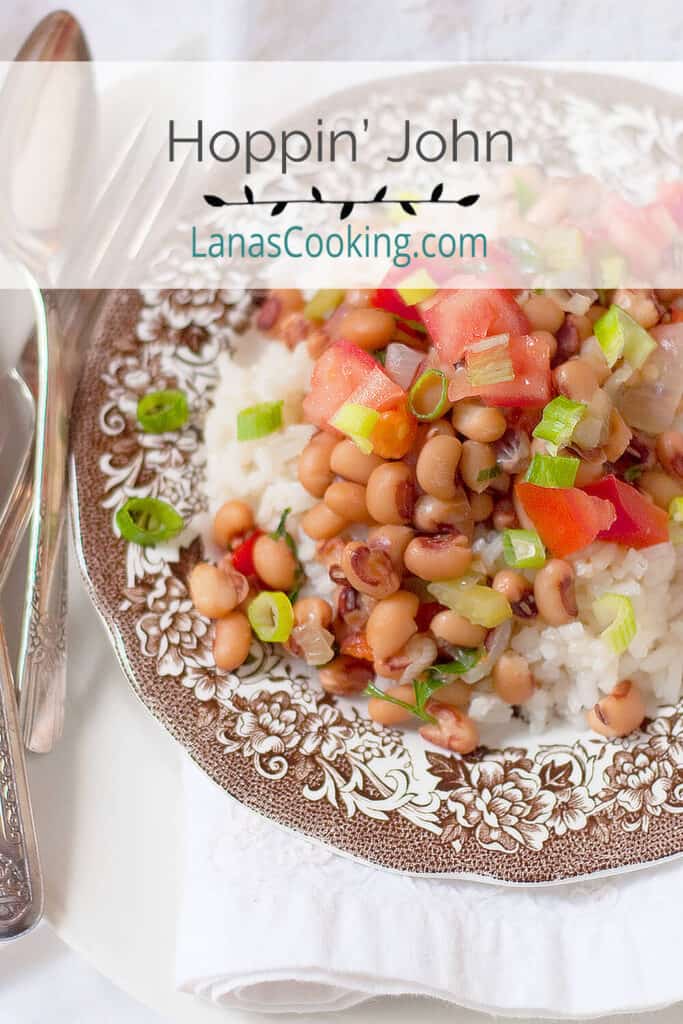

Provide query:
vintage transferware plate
left=70, top=68, right=683, bottom=883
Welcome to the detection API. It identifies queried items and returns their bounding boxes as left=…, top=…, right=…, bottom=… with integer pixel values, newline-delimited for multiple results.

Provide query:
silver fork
left=13, top=130, right=193, bottom=751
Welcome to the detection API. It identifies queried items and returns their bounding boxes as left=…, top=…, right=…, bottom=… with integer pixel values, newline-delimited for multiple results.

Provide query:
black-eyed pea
left=324, top=480, right=372, bottom=523
left=213, top=500, right=254, bottom=548
left=319, top=656, right=374, bottom=696
left=297, top=431, right=337, bottom=497
left=330, top=439, right=384, bottom=484
left=459, top=440, right=498, bottom=494
left=522, top=294, right=564, bottom=333
left=404, top=533, right=473, bottom=582
left=451, top=400, right=507, bottom=443
left=330, top=307, right=395, bottom=350
left=586, top=680, right=646, bottom=738
left=252, top=534, right=297, bottom=591
left=189, top=562, right=244, bottom=618
left=469, top=492, right=494, bottom=522
left=419, top=703, right=479, bottom=754
left=213, top=611, right=252, bottom=670
left=367, top=524, right=415, bottom=572
left=366, top=462, right=416, bottom=525
left=300, top=502, right=348, bottom=540
left=340, top=541, right=400, bottom=599
left=430, top=609, right=487, bottom=647
left=655, top=430, right=683, bottom=479
left=639, top=469, right=682, bottom=510
left=552, top=358, right=600, bottom=402
left=366, top=590, right=419, bottom=660
left=603, top=409, right=632, bottom=463
left=493, top=652, right=535, bottom=704
left=293, top=596, right=333, bottom=629
left=416, top=434, right=462, bottom=500
left=534, top=559, right=578, bottom=626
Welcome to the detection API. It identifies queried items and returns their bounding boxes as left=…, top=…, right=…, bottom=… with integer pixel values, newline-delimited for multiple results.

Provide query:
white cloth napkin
left=177, top=757, right=683, bottom=1017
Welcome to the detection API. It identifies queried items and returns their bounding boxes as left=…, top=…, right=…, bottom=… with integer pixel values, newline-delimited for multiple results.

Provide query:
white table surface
left=4, top=2, right=683, bottom=1021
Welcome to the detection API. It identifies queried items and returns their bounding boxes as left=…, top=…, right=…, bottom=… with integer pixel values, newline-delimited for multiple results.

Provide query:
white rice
left=204, top=339, right=683, bottom=729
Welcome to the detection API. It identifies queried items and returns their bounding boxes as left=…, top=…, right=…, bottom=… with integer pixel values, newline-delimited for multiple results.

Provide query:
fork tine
left=90, top=140, right=193, bottom=289
left=59, top=116, right=150, bottom=285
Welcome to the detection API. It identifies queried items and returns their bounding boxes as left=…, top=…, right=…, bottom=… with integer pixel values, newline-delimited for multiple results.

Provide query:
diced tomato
left=671, top=308, right=683, bottom=324
left=515, top=483, right=616, bottom=558
left=370, top=400, right=417, bottom=458
left=582, top=475, right=669, bottom=549
left=447, top=333, right=552, bottom=409
left=372, top=288, right=420, bottom=322
left=231, top=530, right=263, bottom=576
left=303, top=341, right=388, bottom=429
left=419, top=288, right=530, bottom=364
left=345, top=366, right=406, bottom=415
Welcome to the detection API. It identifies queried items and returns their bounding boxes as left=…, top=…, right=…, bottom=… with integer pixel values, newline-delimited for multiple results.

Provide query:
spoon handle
left=0, top=615, right=43, bottom=938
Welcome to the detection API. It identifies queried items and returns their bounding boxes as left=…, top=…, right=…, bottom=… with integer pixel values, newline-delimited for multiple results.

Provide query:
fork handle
left=0, top=615, right=43, bottom=938
left=18, top=291, right=69, bottom=753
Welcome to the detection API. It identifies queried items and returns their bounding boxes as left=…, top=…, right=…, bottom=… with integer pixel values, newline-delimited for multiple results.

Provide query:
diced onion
left=571, top=388, right=611, bottom=451
left=525, top=453, right=579, bottom=488
left=593, top=593, right=636, bottom=654
left=548, top=289, right=597, bottom=316
left=532, top=395, right=586, bottom=454
left=617, top=322, right=683, bottom=434
left=502, top=529, right=546, bottom=569
left=304, top=289, right=345, bottom=321
left=465, top=333, right=514, bottom=387
left=408, top=369, right=449, bottom=421
left=289, top=622, right=335, bottom=665
left=247, top=591, right=294, bottom=643
left=329, top=402, right=379, bottom=454
left=428, top=580, right=512, bottom=628
left=384, top=342, right=424, bottom=390
left=237, top=400, right=284, bottom=441
left=395, top=268, right=439, bottom=306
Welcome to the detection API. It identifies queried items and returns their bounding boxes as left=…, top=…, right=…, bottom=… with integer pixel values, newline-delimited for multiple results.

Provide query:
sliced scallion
left=465, top=333, right=514, bottom=387
left=303, top=289, right=345, bottom=321
left=593, top=593, right=636, bottom=654
left=532, top=395, right=586, bottom=455
left=594, top=304, right=657, bottom=370
left=247, top=591, right=294, bottom=643
left=408, top=369, right=449, bottom=421
left=525, top=453, right=579, bottom=489
left=329, top=402, right=379, bottom=454
left=115, top=497, right=184, bottom=546
left=237, top=400, right=284, bottom=441
left=502, top=529, right=546, bottom=569
left=137, top=389, right=188, bottom=434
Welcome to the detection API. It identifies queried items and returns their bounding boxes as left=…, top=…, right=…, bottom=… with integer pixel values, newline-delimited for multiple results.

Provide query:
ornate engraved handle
left=0, top=617, right=43, bottom=938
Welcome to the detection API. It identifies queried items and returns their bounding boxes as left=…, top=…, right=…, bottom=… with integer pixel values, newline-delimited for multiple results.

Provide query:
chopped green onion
left=543, top=226, right=583, bottom=271
left=503, top=529, right=546, bottom=569
left=115, top=497, right=184, bottom=546
left=465, top=333, right=514, bottom=387
left=532, top=396, right=586, bottom=455
left=668, top=496, right=683, bottom=545
left=594, top=304, right=657, bottom=370
left=525, top=453, right=579, bottom=489
left=237, top=400, right=284, bottom=441
left=513, top=175, right=537, bottom=214
left=136, top=389, right=188, bottom=433
left=329, top=402, right=379, bottom=454
left=303, top=289, right=345, bottom=321
left=593, top=593, right=637, bottom=654
left=624, top=464, right=645, bottom=483
left=408, top=369, right=449, bottom=421
left=395, top=268, right=438, bottom=305
left=599, top=256, right=626, bottom=290
left=247, top=591, right=294, bottom=643
left=428, top=580, right=512, bottom=628
left=477, top=465, right=501, bottom=483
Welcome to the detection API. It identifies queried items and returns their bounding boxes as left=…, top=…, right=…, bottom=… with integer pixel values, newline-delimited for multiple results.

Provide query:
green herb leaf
left=364, top=649, right=483, bottom=724
left=270, top=508, right=305, bottom=601
left=624, top=464, right=644, bottom=483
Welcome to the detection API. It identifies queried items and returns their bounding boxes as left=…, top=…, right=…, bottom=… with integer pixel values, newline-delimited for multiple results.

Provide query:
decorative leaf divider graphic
left=204, top=184, right=479, bottom=221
